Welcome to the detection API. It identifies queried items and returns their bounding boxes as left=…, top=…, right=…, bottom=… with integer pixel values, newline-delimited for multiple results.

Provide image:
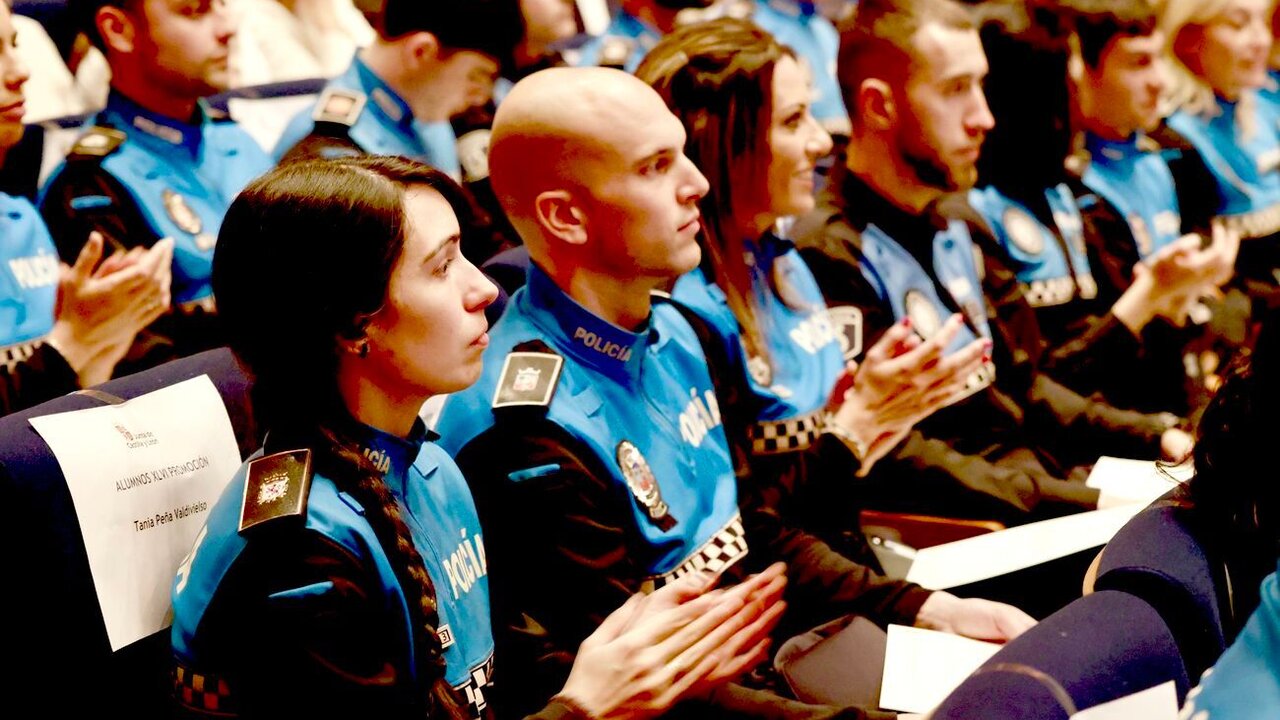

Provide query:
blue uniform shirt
left=750, top=0, right=849, bottom=133
left=1260, top=69, right=1280, bottom=109
left=39, top=92, right=272, bottom=306
left=1181, top=563, right=1280, bottom=720
left=857, top=218, right=996, bottom=402
left=574, top=10, right=662, bottom=72
left=0, top=194, right=59, bottom=354
left=672, top=235, right=845, bottom=455
left=172, top=423, right=495, bottom=715
left=436, top=264, right=747, bottom=588
left=1082, top=132, right=1184, bottom=260
left=969, top=183, right=1099, bottom=308
left=1167, top=96, right=1280, bottom=239
left=274, top=55, right=461, bottom=176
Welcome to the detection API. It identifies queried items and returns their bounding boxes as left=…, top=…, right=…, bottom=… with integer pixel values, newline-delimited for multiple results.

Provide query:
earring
left=357, top=340, right=370, bottom=358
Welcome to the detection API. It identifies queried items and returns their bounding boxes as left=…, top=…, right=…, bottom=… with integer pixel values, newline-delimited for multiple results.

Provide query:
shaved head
left=488, top=67, right=709, bottom=282
left=489, top=67, right=670, bottom=229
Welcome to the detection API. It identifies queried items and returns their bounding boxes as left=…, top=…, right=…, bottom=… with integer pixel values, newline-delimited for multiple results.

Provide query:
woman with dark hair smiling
left=169, top=156, right=785, bottom=719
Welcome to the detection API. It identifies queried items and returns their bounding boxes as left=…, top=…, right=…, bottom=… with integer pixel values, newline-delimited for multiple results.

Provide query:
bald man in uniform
left=434, top=66, right=1033, bottom=720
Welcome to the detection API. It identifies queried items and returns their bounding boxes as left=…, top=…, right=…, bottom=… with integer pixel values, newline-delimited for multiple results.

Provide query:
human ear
left=403, top=31, right=442, bottom=70
left=859, top=78, right=897, bottom=131
left=97, top=6, right=137, bottom=54
left=534, top=190, right=588, bottom=246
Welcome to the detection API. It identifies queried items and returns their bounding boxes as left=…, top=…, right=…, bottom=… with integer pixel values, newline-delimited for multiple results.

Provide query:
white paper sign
left=29, top=375, right=241, bottom=651
left=905, top=505, right=1144, bottom=589
left=1087, top=456, right=1192, bottom=508
left=879, top=624, right=1001, bottom=714
left=1071, top=681, right=1178, bottom=720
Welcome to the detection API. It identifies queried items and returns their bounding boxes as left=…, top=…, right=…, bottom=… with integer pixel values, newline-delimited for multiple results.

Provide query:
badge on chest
left=617, top=440, right=676, bottom=531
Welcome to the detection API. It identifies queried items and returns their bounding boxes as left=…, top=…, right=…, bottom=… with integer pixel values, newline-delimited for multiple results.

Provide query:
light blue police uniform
left=436, top=263, right=748, bottom=588
left=273, top=54, right=462, bottom=178
left=1081, top=131, right=1184, bottom=260
left=969, top=184, right=1099, bottom=309
left=38, top=92, right=272, bottom=306
left=171, top=423, right=495, bottom=716
left=672, top=234, right=848, bottom=455
left=0, top=194, right=59, bottom=365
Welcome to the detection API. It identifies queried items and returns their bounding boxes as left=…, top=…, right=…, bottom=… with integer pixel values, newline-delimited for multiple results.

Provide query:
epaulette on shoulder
left=67, top=126, right=126, bottom=161
left=312, top=87, right=367, bottom=127
left=492, top=340, right=564, bottom=411
left=239, top=449, right=313, bottom=533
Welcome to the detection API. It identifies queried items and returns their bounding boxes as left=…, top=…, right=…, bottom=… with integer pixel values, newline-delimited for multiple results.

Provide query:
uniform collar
left=830, top=160, right=951, bottom=242
left=350, top=55, right=415, bottom=131
left=1084, top=131, right=1142, bottom=163
left=521, top=263, right=657, bottom=384
left=1210, top=95, right=1240, bottom=129
left=748, top=232, right=795, bottom=263
left=103, top=91, right=207, bottom=158
left=352, top=417, right=433, bottom=500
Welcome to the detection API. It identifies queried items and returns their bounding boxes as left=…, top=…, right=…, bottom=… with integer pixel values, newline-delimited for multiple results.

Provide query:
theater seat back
left=1094, top=497, right=1228, bottom=677
left=1, top=349, right=256, bottom=714
left=932, top=590, right=1189, bottom=719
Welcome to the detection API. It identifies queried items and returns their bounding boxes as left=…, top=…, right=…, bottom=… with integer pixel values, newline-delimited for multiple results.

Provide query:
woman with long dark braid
left=169, top=156, right=786, bottom=719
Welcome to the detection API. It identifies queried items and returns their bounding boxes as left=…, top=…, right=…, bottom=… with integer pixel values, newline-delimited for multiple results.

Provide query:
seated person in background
left=970, top=0, right=1230, bottom=416
left=503, top=0, right=580, bottom=83
left=230, top=0, right=374, bottom=87
left=274, top=0, right=523, bottom=261
left=794, top=0, right=1192, bottom=525
left=436, top=66, right=1034, bottom=720
left=1070, top=0, right=1243, bottom=413
left=273, top=0, right=519, bottom=180
left=39, top=0, right=272, bottom=361
left=748, top=0, right=851, bottom=137
left=0, top=0, right=170, bottom=415
left=637, top=18, right=988, bottom=559
left=172, top=155, right=784, bottom=719
left=574, top=0, right=706, bottom=72
left=1159, top=0, right=1280, bottom=310
left=11, top=10, right=101, bottom=121
left=1171, top=307, right=1280, bottom=719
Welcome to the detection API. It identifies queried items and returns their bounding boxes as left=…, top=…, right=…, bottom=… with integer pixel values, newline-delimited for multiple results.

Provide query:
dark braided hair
left=212, top=156, right=474, bottom=719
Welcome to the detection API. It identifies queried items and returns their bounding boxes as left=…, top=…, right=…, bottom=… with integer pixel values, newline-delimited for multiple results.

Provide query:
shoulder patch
left=68, top=127, right=126, bottom=160
left=239, top=449, right=313, bottom=533
left=827, top=305, right=864, bottom=361
left=456, top=128, right=491, bottom=183
left=312, top=88, right=366, bottom=127
left=493, top=349, right=564, bottom=409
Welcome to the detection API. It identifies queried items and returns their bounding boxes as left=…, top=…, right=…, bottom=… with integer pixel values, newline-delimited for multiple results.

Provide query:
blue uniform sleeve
left=0, top=342, right=79, bottom=415
left=174, top=528, right=422, bottom=717
left=1182, top=569, right=1280, bottom=719
left=38, top=159, right=163, bottom=262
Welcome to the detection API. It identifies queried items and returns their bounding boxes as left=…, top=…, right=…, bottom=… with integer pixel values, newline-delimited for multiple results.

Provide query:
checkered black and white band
left=641, top=513, right=750, bottom=593
left=1024, top=273, right=1096, bottom=307
left=457, top=654, right=496, bottom=718
left=749, top=411, right=824, bottom=455
left=0, top=340, right=40, bottom=372
left=174, top=663, right=235, bottom=715
left=950, top=359, right=997, bottom=405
